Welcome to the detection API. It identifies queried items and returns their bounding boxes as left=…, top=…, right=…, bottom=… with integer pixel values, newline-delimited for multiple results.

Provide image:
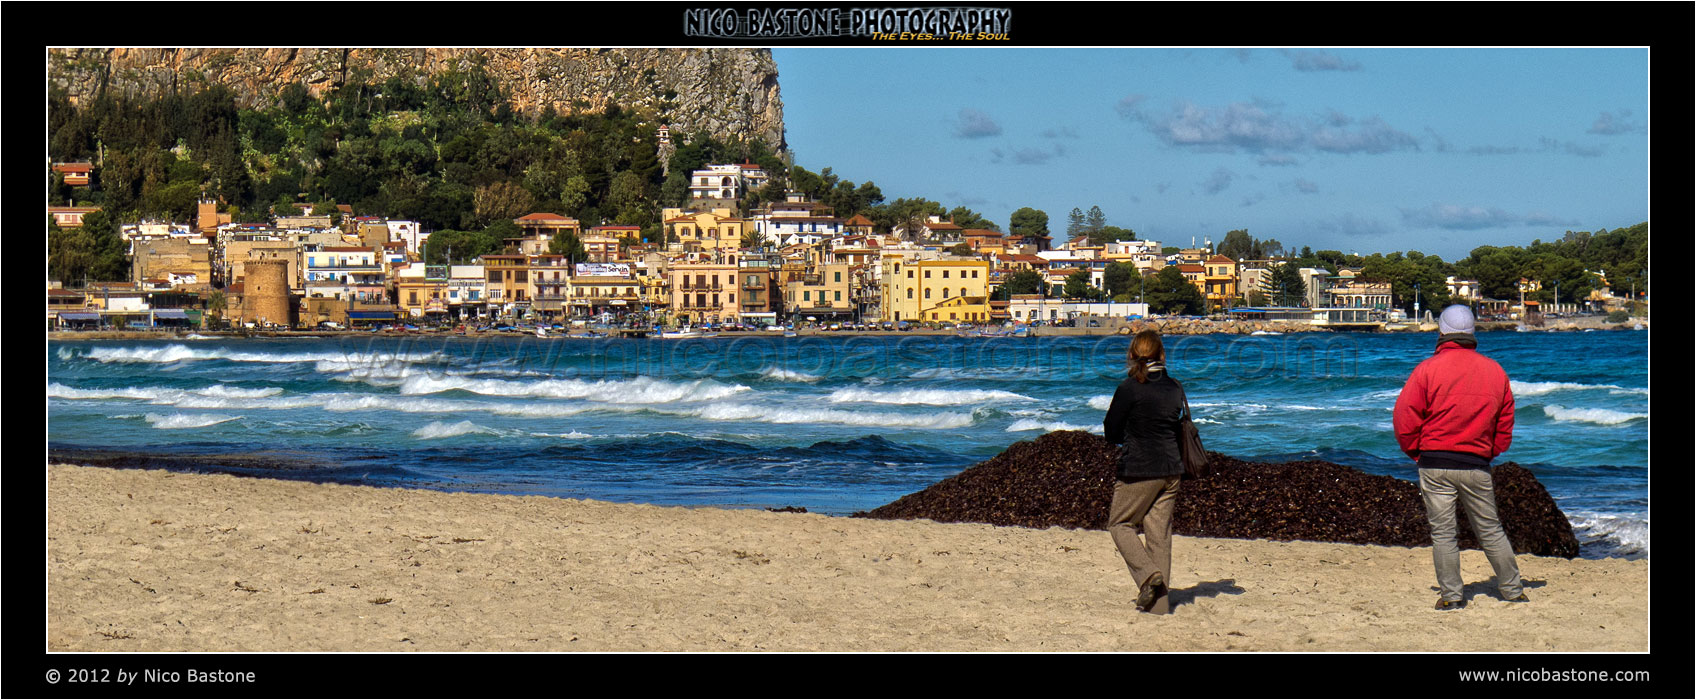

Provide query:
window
left=408, top=291, right=418, bottom=304
left=834, top=271, right=841, bottom=283
left=973, top=270, right=979, bottom=278
left=834, top=291, right=841, bottom=302
left=943, top=270, right=950, bottom=278
left=924, top=270, right=931, bottom=278
left=907, top=270, right=914, bottom=279
left=942, top=288, right=950, bottom=298
left=804, top=291, right=811, bottom=301
left=906, top=289, right=913, bottom=299
left=924, top=288, right=931, bottom=299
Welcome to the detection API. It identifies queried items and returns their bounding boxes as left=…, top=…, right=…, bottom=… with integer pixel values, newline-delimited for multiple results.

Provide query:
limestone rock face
left=48, top=47, right=786, bottom=152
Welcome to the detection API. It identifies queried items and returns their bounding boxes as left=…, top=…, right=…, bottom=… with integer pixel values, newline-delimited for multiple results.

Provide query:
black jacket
left=1102, top=370, right=1188, bottom=481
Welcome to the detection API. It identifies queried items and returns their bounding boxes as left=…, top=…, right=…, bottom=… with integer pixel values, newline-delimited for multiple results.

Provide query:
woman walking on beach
left=1102, top=329, right=1187, bottom=615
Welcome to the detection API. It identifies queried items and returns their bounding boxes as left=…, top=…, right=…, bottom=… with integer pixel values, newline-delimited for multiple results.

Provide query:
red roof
left=1206, top=255, right=1237, bottom=264
left=54, top=162, right=94, bottom=173
left=926, top=222, right=962, bottom=230
left=515, top=212, right=575, bottom=222
left=1177, top=264, right=1205, bottom=273
left=844, top=214, right=875, bottom=227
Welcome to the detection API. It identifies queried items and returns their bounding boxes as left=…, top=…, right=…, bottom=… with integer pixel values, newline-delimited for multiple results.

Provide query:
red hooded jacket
left=1393, top=341, right=1515, bottom=462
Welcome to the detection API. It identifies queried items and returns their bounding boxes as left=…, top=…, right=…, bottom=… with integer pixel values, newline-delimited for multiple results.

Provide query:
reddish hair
left=1127, top=329, right=1165, bottom=383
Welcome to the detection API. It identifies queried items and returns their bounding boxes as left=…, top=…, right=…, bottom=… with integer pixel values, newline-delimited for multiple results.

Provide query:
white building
left=1008, top=296, right=1149, bottom=322
left=688, top=163, right=771, bottom=201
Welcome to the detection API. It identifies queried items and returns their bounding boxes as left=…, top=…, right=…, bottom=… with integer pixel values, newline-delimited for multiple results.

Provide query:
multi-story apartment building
left=585, top=225, right=639, bottom=262
left=784, top=262, right=853, bottom=321
left=881, top=258, right=993, bottom=324
left=303, top=246, right=385, bottom=303
left=669, top=258, right=741, bottom=325
left=687, top=163, right=770, bottom=202
left=737, top=254, right=778, bottom=326
left=529, top=254, right=571, bottom=322
left=447, top=264, right=487, bottom=320
left=566, top=263, right=642, bottom=320
left=395, top=262, right=450, bottom=319
left=1203, top=255, right=1238, bottom=311
left=482, top=254, right=531, bottom=318
left=666, top=210, right=750, bottom=252
left=751, top=193, right=843, bottom=248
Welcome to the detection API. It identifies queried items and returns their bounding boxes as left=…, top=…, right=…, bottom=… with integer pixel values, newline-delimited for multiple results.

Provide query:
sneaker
left=1137, top=572, right=1167, bottom=611
left=1434, top=599, right=1466, bottom=611
left=1503, top=593, right=1530, bottom=603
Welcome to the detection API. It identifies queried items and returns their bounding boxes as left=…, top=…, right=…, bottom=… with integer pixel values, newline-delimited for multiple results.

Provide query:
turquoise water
left=47, top=330, right=1650, bottom=558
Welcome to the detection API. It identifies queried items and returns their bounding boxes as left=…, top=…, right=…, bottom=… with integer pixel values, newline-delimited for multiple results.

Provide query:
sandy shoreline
left=47, top=464, right=1647, bottom=652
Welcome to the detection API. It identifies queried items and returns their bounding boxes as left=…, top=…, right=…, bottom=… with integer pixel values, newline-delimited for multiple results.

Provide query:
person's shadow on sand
left=1429, top=578, right=1548, bottom=603
left=1169, top=579, right=1246, bottom=608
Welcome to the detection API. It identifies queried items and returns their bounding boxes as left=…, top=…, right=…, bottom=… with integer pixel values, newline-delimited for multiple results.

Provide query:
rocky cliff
left=48, top=48, right=785, bottom=151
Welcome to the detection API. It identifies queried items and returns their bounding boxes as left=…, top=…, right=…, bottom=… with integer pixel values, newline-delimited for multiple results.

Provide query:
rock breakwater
left=855, top=431, right=1579, bottom=558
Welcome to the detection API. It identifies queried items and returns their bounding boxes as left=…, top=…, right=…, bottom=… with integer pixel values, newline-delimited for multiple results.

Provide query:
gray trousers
left=1419, top=467, right=1523, bottom=602
left=1108, top=476, right=1181, bottom=614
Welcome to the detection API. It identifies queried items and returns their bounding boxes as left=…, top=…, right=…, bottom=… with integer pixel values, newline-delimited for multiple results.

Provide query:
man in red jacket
left=1394, top=304, right=1527, bottom=611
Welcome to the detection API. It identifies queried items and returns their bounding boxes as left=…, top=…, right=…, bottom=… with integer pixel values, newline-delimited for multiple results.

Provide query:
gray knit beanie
left=1438, top=304, right=1475, bottom=336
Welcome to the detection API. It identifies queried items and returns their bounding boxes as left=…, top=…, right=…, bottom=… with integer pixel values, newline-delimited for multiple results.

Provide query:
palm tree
left=207, top=290, right=227, bottom=328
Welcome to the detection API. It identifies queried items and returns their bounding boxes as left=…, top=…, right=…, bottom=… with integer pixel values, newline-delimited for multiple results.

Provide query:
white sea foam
left=1513, top=380, right=1647, bottom=397
left=1088, top=395, right=1113, bottom=411
left=84, top=344, right=445, bottom=366
left=680, top=403, right=975, bottom=429
left=396, top=374, right=749, bottom=404
left=1567, top=511, right=1648, bottom=558
left=194, top=385, right=284, bottom=399
left=825, top=387, right=1033, bottom=406
left=758, top=367, right=822, bottom=382
left=1005, top=418, right=1102, bottom=434
left=49, top=383, right=289, bottom=405
left=530, top=431, right=596, bottom=439
left=144, top=413, right=242, bottom=429
left=1543, top=405, right=1647, bottom=426
left=411, top=420, right=500, bottom=439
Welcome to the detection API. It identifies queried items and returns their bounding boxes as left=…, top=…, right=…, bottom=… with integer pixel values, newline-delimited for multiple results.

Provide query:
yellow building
left=882, top=258, right=992, bottom=324
left=669, top=261, right=741, bottom=325
left=666, top=211, right=751, bottom=252
left=1203, top=255, right=1238, bottom=311
left=784, top=262, right=853, bottom=319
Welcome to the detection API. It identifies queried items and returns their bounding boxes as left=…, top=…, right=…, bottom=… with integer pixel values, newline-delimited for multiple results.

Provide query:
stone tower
left=245, top=258, right=294, bottom=328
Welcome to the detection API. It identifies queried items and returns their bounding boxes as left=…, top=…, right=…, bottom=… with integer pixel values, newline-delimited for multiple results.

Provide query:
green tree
left=1066, top=207, right=1085, bottom=241
left=1084, top=206, right=1106, bottom=236
left=948, top=242, right=975, bottom=256
left=1088, top=225, right=1138, bottom=246
left=1063, top=269, right=1101, bottom=300
left=1218, top=229, right=1254, bottom=260
left=1008, top=207, right=1049, bottom=244
left=548, top=228, right=587, bottom=263
left=1103, top=261, right=1138, bottom=298
left=1267, top=261, right=1308, bottom=307
left=1002, top=269, right=1043, bottom=296
left=1143, top=265, right=1204, bottom=315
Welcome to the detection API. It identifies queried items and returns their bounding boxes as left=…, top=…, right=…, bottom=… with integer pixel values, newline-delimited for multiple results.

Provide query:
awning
left=347, top=311, right=398, bottom=321
left=154, top=309, right=190, bottom=319
left=58, top=313, right=100, bottom=321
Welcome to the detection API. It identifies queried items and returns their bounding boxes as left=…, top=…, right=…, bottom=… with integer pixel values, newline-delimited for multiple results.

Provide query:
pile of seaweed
left=853, top=431, right=1579, bottom=558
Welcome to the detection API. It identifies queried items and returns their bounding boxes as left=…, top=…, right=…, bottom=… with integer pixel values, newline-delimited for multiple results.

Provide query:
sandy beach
left=47, top=464, right=1647, bottom=653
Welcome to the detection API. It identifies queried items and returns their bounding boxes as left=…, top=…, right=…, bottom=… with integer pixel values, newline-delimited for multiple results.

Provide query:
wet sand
left=47, top=464, right=1648, bottom=652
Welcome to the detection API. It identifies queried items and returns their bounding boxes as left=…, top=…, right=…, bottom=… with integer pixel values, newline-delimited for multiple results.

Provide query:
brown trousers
left=1107, top=476, right=1181, bottom=614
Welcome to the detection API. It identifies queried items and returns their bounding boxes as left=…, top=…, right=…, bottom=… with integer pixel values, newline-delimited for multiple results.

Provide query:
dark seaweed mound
left=853, top=431, right=1579, bottom=558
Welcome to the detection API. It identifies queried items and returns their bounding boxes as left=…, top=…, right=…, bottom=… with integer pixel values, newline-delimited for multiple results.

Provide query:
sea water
left=47, top=331, right=1649, bottom=558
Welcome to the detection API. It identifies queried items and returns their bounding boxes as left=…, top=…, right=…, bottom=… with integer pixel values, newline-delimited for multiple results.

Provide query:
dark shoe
left=1504, top=593, right=1530, bottom=603
left=1434, top=599, right=1466, bottom=611
left=1137, top=572, right=1167, bottom=611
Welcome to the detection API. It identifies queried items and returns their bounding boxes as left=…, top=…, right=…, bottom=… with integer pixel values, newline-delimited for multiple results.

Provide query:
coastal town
left=46, top=151, right=1645, bottom=337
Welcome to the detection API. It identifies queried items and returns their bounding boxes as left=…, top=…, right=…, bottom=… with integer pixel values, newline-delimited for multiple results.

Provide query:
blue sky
left=771, top=48, right=1648, bottom=261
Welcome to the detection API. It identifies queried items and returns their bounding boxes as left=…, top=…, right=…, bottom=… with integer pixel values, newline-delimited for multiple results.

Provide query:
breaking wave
left=825, top=387, right=1033, bottom=406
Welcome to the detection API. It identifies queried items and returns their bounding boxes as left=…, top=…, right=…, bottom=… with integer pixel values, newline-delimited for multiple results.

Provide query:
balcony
left=678, top=284, right=724, bottom=292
